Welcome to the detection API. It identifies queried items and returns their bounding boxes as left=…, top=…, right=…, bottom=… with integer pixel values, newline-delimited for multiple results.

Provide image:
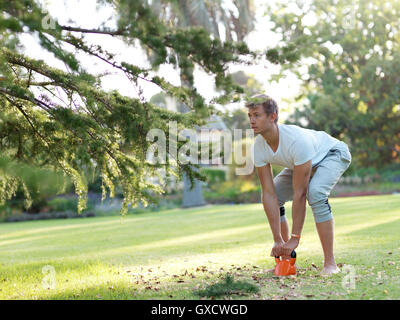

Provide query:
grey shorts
left=274, top=141, right=352, bottom=223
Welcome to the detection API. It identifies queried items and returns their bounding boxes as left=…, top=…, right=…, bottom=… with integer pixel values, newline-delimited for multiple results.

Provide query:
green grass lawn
left=0, top=194, right=399, bottom=300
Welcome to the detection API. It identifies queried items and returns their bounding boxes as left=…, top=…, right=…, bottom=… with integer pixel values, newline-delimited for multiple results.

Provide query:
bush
left=203, top=180, right=261, bottom=204
left=339, top=163, right=400, bottom=185
left=47, top=196, right=79, bottom=212
left=47, top=195, right=95, bottom=213
left=4, top=211, right=96, bottom=223
left=201, top=168, right=226, bottom=184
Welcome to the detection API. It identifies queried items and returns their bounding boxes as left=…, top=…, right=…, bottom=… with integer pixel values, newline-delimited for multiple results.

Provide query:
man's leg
left=274, top=169, right=293, bottom=261
left=274, top=168, right=294, bottom=243
left=307, top=145, right=351, bottom=275
left=280, top=206, right=290, bottom=242
left=315, top=219, right=337, bottom=274
left=265, top=169, right=293, bottom=272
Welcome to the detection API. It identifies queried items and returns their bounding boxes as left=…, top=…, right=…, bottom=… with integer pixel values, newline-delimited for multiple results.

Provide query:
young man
left=247, top=94, right=351, bottom=275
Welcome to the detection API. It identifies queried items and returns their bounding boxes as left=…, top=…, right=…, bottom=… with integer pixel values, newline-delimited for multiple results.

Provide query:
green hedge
left=201, top=168, right=226, bottom=184
left=203, top=180, right=261, bottom=204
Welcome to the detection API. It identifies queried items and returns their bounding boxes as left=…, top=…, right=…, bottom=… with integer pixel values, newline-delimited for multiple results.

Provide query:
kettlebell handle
left=275, top=250, right=296, bottom=259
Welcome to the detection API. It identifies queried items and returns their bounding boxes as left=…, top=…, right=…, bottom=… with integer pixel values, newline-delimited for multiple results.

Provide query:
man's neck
left=261, top=123, right=279, bottom=151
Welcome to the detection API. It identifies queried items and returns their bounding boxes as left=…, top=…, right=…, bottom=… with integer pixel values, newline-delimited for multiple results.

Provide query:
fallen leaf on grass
left=145, top=286, right=153, bottom=290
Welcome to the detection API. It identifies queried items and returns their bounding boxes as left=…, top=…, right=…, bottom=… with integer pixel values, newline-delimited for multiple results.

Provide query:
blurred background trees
left=142, top=0, right=256, bottom=207
left=0, top=0, right=254, bottom=216
left=267, top=0, right=400, bottom=169
left=0, top=0, right=298, bottom=218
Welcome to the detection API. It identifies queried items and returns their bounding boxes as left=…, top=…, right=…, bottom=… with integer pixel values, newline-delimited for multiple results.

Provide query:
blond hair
left=245, top=94, right=279, bottom=123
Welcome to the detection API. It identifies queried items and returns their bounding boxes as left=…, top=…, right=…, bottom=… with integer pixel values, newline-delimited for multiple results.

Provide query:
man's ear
left=269, top=112, right=277, bottom=122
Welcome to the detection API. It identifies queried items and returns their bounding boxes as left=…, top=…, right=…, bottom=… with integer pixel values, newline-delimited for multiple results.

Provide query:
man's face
left=247, top=104, right=276, bottom=135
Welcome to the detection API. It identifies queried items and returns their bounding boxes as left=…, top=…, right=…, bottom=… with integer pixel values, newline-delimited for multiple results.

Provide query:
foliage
left=340, top=162, right=400, bottom=185
left=144, top=0, right=257, bottom=207
left=0, top=0, right=266, bottom=214
left=47, top=195, right=96, bottom=213
left=204, top=179, right=261, bottom=204
left=0, top=156, right=68, bottom=212
left=4, top=211, right=96, bottom=223
left=221, top=71, right=264, bottom=139
left=266, top=0, right=400, bottom=168
left=201, top=168, right=226, bottom=184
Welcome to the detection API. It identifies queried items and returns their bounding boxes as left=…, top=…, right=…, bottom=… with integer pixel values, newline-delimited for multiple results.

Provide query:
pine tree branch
left=59, top=25, right=128, bottom=36
left=1, top=93, right=56, bottom=156
left=61, top=35, right=154, bottom=84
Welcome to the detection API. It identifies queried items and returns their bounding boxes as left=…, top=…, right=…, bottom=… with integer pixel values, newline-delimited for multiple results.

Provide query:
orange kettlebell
left=274, top=250, right=296, bottom=276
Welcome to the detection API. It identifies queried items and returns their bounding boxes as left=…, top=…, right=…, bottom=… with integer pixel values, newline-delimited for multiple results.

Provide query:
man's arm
left=256, top=164, right=284, bottom=255
left=282, top=160, right=312, bottom=255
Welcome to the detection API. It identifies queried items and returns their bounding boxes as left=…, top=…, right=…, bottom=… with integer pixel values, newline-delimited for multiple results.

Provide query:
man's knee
left=308, top=188, right=333, bottom=223
left=276, top=189, right=286, bottom=208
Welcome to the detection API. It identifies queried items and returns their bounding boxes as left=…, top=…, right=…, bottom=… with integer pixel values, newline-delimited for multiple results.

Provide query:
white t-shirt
left=252, top=124, right=340, bottom=169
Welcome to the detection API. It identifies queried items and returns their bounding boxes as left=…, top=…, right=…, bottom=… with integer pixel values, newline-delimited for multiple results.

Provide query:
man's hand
left=282, top=237, right=300, bottom=257
left=270, top=239, right=285, bottom=257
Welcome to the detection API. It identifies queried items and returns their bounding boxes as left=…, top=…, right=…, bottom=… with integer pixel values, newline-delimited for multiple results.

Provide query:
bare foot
left=320, top=265, right=340, bottom=276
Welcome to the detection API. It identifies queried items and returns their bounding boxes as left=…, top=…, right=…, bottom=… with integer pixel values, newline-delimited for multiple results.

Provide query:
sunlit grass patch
left=0, top=194, right=399, bottom=300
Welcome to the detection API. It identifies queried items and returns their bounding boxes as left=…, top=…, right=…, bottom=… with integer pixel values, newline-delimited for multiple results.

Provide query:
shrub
left=4, top=211, right=96, bottom=223
left=203, top=180, right=261, bottom=204
left=201, top=168, right=226, bottom=184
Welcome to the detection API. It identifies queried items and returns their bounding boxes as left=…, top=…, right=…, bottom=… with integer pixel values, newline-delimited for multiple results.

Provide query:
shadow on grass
left=194, top=274, right=259, bottom=299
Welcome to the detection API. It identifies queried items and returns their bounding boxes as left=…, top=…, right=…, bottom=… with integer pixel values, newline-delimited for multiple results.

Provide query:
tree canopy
left=0, top=0, right=299, bottom=214
left=267, top=0, right=400, bottom=168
